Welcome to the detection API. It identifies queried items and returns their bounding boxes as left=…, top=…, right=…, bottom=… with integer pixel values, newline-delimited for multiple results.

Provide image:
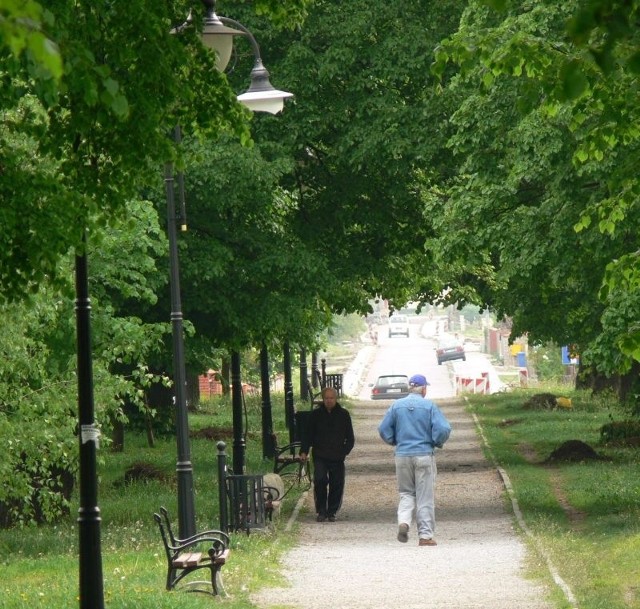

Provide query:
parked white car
left=388, top=315, right=410, bottom=338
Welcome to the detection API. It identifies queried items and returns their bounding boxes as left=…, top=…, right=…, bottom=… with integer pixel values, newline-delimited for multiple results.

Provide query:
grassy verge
left=0, top=393, right=310, bottom=609
left=466, top=387, right=640, bottom=609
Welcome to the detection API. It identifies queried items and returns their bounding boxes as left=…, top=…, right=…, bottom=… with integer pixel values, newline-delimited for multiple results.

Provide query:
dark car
left=436, top=336, right=466, bottom=365
left=370, top=374, right=410, bottom=400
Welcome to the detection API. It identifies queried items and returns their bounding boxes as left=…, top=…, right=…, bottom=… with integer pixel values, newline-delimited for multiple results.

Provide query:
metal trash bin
left=226, top=474, right=266, bottom=533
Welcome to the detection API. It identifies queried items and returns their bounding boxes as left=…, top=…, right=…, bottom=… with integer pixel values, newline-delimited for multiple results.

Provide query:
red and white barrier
left=519, top=368, right=528, bottom=387
left=455, top=373, right=490, bottom=395
left=481, top=371, right=490, bottom=393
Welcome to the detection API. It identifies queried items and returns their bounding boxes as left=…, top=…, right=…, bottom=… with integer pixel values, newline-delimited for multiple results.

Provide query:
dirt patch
left=114, top=461, right=170, bottom=487
left=518, top=442, right=539, bottom=463
left=607, top=436, right=640, bottom=447
left=544, top=439, right=604, bottom=463
left=547, top=470, right=587, bottom=529
left=523, top=393, right=558, bottom=410
left=191, top=426, right=235, bottom=440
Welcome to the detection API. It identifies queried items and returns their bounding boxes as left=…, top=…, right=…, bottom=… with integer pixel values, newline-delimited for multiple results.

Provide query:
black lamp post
left=283, top=341, right=295, bottom=445
left=164, top=0, right=233, bottom=537
left=312, top=351, right=319, bottom=388
left=75, top=244, right=104, bottom=609
left=164, top=124, right=197, bottom=539
left=299, top=347, right=308, bottom=402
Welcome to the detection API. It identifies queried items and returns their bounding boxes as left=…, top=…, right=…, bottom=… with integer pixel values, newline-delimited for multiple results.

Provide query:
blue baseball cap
left=409, top=374, right=430, bottom=387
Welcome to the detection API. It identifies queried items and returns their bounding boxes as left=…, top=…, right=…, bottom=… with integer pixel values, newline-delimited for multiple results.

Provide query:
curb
left=471, top=408, right=579, bottom=609
left=285, top=491, right=308, bottom=532
left=343, top=344, right=378, bottom=397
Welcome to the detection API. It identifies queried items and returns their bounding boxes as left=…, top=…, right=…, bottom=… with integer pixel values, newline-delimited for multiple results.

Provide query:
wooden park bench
left=154, top=506, right=230, bottom=595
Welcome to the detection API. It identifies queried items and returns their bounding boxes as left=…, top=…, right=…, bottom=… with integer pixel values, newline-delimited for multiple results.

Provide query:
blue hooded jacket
left=378, top=392, right=451, bottom=456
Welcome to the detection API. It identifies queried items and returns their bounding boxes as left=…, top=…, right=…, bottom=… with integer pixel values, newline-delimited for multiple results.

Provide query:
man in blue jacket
left=378, top=374, right=451, bottom=546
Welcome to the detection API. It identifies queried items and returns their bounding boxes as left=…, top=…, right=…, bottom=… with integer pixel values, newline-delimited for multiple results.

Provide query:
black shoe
left=316, top=513, right=327, bottom=522
left=328, top=513, right=336, bottom=522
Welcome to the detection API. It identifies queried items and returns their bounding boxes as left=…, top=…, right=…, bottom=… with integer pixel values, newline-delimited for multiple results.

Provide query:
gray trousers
left=395, top=454, right=437, bottom=539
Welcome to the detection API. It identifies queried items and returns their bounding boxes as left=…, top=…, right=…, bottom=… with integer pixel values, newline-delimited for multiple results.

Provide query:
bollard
left=217, top=441, right=229, bottom=532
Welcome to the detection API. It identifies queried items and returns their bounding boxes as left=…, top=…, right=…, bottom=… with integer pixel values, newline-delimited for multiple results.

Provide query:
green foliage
left=460, top=304, right=483, bottom=324
left=0, top=197, right=177, bottom=523
left=423, top=0, right=640, bottom=382
left=253, top=0, right=314, bottom=26
left=250, top=0, right=466, bottom=314
left=161, top=134, right=332, bottom=353
left=600, top=419, right=640, bottom=444
left=0, top=0, right=248, bottom=302
left=0, top=293, right=79, bottom=525
left=325, top=313, right=366, bottom=343
left=529, top=343, right=565, bottom=382
left=0, top=1, right=62, bottom=82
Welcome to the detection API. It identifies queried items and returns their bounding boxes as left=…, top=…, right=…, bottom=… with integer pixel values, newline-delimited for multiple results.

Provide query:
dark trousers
left=313, top=456, right=345, bottom=516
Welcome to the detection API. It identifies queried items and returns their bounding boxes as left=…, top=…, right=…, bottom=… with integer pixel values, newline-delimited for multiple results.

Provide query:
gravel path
left=252, top=398, right=553, bottom=609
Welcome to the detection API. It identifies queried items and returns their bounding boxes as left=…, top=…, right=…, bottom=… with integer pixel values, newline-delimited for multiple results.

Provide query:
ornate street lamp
left=164, top=123, right=197, bottom=540
left=200, top=0, right=242, bottom=71
left=219, top=16, right=293, bottom=114
left=72, top=2, right=292, bottom=606
left=166, top=0, right=293, bottom=538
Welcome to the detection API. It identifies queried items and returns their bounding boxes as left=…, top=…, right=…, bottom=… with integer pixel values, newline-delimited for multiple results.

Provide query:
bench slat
left=173, top=552, right=202, bottom=568
left=213, top=548, right=230, bottom=565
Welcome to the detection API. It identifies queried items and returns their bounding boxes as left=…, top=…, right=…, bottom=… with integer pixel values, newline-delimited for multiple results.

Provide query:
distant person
left=378, top=374, right=451, bottom=546
left=369, top=322, right=379, bottom=344
left=300, top=387, right=355, bottom=522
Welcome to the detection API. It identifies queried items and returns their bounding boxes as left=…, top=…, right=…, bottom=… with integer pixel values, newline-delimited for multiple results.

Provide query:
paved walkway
left=252, top=398, right=553, bottom=609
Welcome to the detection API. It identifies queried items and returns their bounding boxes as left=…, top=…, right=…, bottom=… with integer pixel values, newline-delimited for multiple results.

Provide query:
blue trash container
left=516, top=352, right=526, bottom=367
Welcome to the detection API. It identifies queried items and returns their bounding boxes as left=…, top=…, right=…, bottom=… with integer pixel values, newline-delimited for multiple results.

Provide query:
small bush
left=600, top=419, right=640, bottom=445
left=529, top=343, right=565, bottom=382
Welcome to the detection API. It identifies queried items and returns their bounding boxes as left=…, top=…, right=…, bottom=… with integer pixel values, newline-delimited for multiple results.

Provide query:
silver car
left=388, top=315, right=410, bottom=337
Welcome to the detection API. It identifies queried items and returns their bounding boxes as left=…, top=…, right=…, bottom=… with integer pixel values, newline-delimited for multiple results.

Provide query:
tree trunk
left=110, top=413, right=124, bottom=452
left=576, top=360, right=640, bottom=404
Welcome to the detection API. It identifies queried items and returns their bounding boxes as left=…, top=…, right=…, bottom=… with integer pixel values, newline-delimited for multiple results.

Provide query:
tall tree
left=0, top=0, right=319, bottom=301
left=152, top=135, right=332, bottom=360
left=243, top=0, right=466, bottom=314
left=0, top=198, right=169, bottom=524
left=427, top=0, right=640, bottom=383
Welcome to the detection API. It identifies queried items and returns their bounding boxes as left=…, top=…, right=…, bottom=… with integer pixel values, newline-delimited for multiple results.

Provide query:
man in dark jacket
left=300, top=387, right=355, bottom=522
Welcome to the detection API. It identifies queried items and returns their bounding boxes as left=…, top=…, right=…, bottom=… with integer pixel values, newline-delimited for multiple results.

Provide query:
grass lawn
left=0, top=393, right=308, bottom=609
left=467, top=387, right=640, bottom=609
left=5, top=383, right=640, bottom=609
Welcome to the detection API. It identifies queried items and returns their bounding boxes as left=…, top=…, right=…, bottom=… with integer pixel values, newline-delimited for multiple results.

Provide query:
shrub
left=599, top=419, right=640, bottom=444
